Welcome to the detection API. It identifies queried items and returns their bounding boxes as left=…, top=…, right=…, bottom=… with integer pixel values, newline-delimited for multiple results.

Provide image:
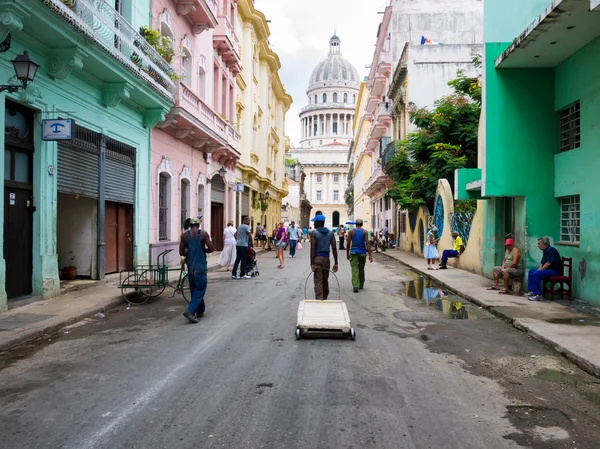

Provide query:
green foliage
left=385, top=56, right=481, bottom=212
left=139, top=26, right=175, bottom=64
left=285, top=158, right=298, bottom=165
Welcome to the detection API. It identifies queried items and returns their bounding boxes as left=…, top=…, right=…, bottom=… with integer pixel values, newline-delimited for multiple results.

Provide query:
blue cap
left=311, top=214, right=326, bottom=222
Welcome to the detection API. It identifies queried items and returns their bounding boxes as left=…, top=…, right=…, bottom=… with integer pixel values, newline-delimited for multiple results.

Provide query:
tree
left=385, top=57, right=481, bottom=212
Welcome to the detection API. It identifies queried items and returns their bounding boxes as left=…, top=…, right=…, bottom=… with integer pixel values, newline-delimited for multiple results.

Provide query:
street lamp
left=0, top=50, right=39, bottom=93
left=218, top=166, right=226, bottom=178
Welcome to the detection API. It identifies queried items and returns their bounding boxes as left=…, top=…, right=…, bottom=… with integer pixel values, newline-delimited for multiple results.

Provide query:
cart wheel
left=121, top=275, right=152, bottom=305
left=295, top=328, right=301, bottom=340
left=350, top=328, right=356, bottom=341
left=139, top=270, right=166, bottom=298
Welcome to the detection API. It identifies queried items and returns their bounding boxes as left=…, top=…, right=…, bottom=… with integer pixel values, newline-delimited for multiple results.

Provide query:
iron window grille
left=559, top=195, right=580, bottom=243
left=159, top=174, right=169, bottom=241
left=559, top=102, right=580, bottom=153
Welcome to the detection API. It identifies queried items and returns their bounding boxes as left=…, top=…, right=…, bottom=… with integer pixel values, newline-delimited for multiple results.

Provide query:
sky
left=254, top=0, right=390, bottom=148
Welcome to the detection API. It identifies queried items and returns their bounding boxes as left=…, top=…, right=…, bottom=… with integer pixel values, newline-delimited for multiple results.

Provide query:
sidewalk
left=0, top=247, right=269, bottom=352
left=382, top=248, right=600, bottom=378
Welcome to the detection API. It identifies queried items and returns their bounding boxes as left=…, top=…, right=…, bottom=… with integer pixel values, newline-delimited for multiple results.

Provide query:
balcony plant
left=139, top=26, right=175, bottom=64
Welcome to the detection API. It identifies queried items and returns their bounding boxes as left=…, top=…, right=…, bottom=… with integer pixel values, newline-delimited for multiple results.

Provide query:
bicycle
left=119, top=250, right=191, bottom=305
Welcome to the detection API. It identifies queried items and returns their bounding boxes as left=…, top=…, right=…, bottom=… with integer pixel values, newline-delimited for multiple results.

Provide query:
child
left=424, top=225, right=440, bottom=269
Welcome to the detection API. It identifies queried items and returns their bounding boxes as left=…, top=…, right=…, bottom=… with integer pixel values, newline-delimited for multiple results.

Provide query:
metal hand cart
left=118, top=250, right=191, bottom=305
left=296, top=269, right=356, bottom=340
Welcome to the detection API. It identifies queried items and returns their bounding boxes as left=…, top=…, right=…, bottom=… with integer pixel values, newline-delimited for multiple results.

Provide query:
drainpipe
left=97, top=134, right=106, bottom=280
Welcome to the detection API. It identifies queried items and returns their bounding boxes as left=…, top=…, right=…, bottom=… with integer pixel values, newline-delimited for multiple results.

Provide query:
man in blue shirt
left=346, top=219, right=373, bottom=293
left=526, top=236, right=562, bottom=301
left=232, top=216, right=252, bottom=279
left=309, top=214, right=338, bottom=299
left=287, top=221, right=300, bottom=258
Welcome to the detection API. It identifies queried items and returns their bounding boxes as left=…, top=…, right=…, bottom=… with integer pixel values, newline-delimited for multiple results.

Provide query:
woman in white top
left=217, top=221, right=237, bottom=271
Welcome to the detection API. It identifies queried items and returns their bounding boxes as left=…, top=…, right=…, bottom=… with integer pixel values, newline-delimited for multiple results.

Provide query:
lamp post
left=0, top=50, right=40, bottom=93
left=218, top=166, right=226, bottom=178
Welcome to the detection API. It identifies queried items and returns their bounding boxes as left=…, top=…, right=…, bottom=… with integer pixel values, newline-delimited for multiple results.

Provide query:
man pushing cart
left=309, top=213, right=338, bottom=300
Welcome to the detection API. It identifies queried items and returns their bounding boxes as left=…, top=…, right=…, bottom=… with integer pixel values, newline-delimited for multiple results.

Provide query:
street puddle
left=402, top=270, right=478, bottom=320
left=545, top=318, right=600, bottom=327
left=535, top=368, right=595, bottom=386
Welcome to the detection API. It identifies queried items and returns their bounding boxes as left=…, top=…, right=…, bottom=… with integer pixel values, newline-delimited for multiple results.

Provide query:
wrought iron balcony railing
left=381, top=139, right=398, bottom=168
left=43, top=0, right=176, bottom=99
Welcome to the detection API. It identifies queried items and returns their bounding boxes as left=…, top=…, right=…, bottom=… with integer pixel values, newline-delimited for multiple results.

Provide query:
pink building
left=149, top=0, right=242, bottom=264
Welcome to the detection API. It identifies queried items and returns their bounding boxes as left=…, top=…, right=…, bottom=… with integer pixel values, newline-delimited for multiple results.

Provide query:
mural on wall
left=434, top=195, right=444, bottom=235
left=450, top=209, right=474, bottom=244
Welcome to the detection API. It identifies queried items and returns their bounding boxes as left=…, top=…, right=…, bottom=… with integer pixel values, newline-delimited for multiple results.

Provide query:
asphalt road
left=2, top=246, right=600, bottom=449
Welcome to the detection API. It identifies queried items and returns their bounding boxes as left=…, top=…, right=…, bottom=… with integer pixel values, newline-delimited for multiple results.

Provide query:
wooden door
left=105, top=201, right=133, bottom=274
left=211, top=203, right=224, bottom=250
left=118, top=203, right=133, bottom=271
left=105, top=202, right=118, bottom=273
left=4, top=188, right=33, bottom=298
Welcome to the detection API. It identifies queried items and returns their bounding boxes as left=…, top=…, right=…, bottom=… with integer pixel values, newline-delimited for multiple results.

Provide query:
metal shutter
left=105, top=138, right=136, bottom=204
left=211, top=175, right=225, bottom=204
left=57, top=128, right=100, bottom=199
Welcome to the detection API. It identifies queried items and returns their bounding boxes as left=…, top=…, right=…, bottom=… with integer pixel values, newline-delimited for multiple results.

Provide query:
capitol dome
left=308, top=35, right=361, bottom=93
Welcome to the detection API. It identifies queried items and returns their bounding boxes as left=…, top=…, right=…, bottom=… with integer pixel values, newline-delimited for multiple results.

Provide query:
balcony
left=368, top=122, right=387, bottom=140
left=371, top=73, right=387, bottom=97
left=377, top=50, right=392, bottom=77
left=365, top=137, right=379, bottom=155
left=41, top=0, right=176, bottom=102
left=174, top=0, right=218, bottom=34
left=160, top=82, right=240, bottom=164
left=213, top=16, right=241, bottom=76
left=375, top=102, right=392, bottom=126
left=366, top=93, right=379, bottom=115
left=363, top=166, right=391, bottom=198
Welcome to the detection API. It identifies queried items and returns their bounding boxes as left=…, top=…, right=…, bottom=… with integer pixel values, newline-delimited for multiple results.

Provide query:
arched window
left=159, top=172, right=171, bottom=241
left=343, top=93, right=348, bottom=103
left=353, top=94, right=356, bottom=104
left=314, top=94, right=317, bottom=104
left=333, top=92, right=338, bottom=103
left=180, top=179, right=190, bottom=229
left=322, top=93, right=327, bottom=103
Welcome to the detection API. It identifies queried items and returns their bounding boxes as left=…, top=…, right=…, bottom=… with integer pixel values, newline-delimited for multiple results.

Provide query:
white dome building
left=289, top=35, right=361, bottom=228
left=300, top=35, right=361, bottom=148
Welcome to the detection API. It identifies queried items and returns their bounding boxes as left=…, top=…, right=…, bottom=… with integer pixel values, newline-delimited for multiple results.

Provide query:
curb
left=0, top=295, right=125, bottom=352
left=380, top=252, right=600, bottom=378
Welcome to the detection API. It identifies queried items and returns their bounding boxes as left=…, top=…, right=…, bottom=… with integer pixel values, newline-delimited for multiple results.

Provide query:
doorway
left=4, top=101, right=34, bottom=299
left=210, top=174, right=225, bottom=250
left=332, top=211, right=340, bottom=228
left=104, top=201, right=133, bottom=274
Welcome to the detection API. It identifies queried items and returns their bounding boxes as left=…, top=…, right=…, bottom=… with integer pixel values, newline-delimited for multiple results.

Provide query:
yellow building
left=235, top=0, right=293, bottom=233
left=350, top=81, right=373, bottom=231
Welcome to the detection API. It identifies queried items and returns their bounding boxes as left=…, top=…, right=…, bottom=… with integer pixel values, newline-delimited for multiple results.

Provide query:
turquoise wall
left=549, top=36, right=600, bottom=302
left=0, top=35, right=155, bottom=308
left=484, top=0, right=552, bottom=43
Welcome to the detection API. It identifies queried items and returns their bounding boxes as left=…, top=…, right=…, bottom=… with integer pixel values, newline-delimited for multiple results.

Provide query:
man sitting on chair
left=526, top=237, right=562, bottom=302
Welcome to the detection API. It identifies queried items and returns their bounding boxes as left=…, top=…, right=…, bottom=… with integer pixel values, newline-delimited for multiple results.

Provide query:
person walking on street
left=276, top=221, right=287, bottom=268
left=217, top=221, right=237, bottom=271
left=254, top=222, right=263, bottom=247
left=310, top=214, right=338, bottom=299
left=338, top=226, right=346, bottom=250
left=346, top=218, right=373, bottom=293
left=287, top=221, right=300, bottom=258
left=180, top=217, right=214, bottom=323
left=232, top=216, right=252, bottom=279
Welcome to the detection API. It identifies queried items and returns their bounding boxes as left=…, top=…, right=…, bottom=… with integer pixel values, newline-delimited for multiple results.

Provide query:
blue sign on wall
left=42, top=119, right=74, bottom=141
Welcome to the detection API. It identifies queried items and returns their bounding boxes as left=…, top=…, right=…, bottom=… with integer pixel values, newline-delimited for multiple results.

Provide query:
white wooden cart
left=296, top=270, right=356, bottom=340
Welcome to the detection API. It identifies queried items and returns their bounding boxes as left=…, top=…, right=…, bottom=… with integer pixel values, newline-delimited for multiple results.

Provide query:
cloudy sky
left=254, top=0, right=390, bottom=147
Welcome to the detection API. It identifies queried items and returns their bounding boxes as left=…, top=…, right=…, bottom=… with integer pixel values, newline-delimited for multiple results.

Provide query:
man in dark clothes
left=309, top=214, right=338, bottom=299
left=526, top=236, right=562, bottom=301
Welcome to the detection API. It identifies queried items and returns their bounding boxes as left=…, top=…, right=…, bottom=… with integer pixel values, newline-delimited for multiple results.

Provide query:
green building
left=456, top=0, right=600, bottom=304
left=0, top=0, right=174, bottom=310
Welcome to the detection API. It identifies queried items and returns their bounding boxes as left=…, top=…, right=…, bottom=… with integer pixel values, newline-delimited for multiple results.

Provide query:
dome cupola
left=308, top=35, right=360, bottom=93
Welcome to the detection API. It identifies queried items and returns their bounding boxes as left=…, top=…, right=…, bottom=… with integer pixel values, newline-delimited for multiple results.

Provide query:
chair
left=542, top=257, right=573, bottom=300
